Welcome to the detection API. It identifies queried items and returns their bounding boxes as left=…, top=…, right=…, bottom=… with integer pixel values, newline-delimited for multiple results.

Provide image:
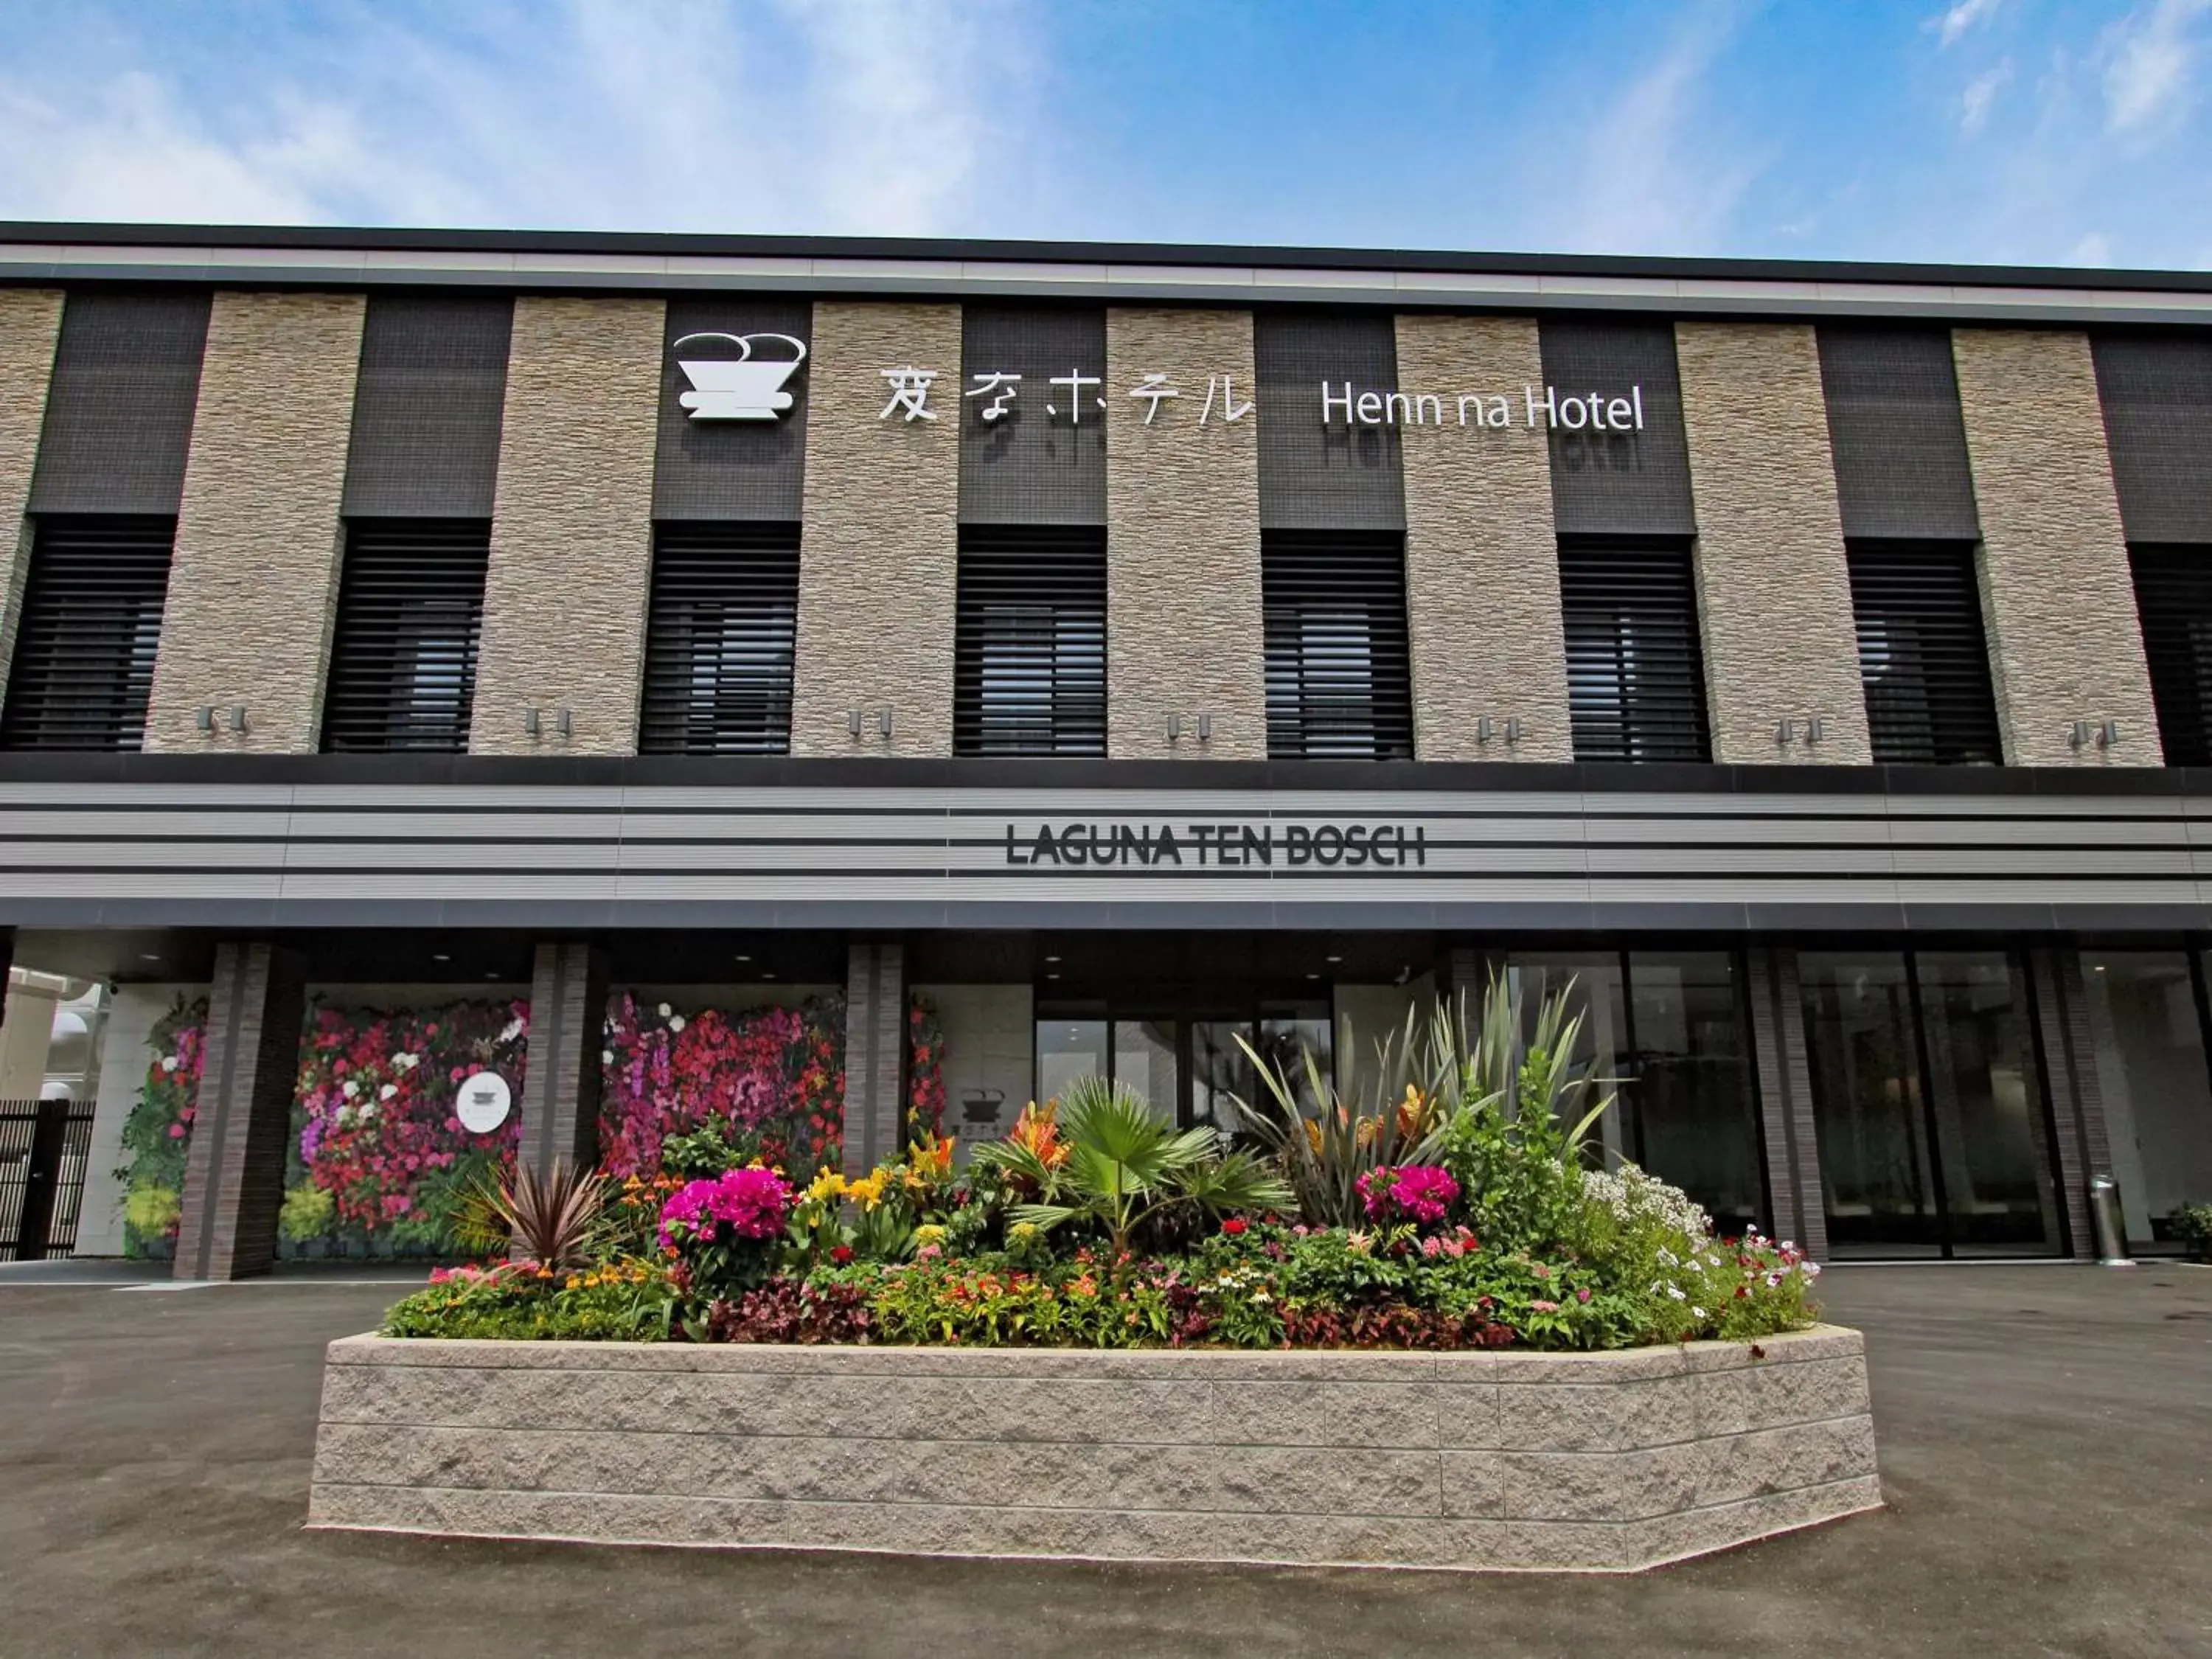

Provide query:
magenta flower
left=657, top=1166, right=793, bottom=1248
left=1356, top=1162, right=1461, bottom=1228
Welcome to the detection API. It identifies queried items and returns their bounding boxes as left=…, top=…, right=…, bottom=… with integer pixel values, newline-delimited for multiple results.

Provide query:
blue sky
left=1, top=1, right=2208, bottom=268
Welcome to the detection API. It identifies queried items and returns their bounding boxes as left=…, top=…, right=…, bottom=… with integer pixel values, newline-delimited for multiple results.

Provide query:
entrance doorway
left=1798, top=950, right=2066, bottom=1257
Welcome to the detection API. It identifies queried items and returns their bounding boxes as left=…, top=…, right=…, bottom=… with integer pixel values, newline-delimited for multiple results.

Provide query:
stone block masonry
left=791, top=302, right=961, bottom=758
left=1677, top=321, right=1874, bottom=766
left=146, top=291, right=366, bottom=754
left=309, top=1325, right=1879, bottom=1572
left=1952, top=328, right=2160, bottom=767
left=1104, top=307, right=1266, bottom=759
left=1395, top=314, right=1570, bottom=762
left=0, top=290, right=64, bottom=713
left=472, top=296, right=664, bottom=757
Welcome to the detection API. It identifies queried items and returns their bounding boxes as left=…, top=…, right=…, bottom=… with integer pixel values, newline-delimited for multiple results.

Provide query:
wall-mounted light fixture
left=524, top=706, right=542, bottom=739
left=1197, top=713, right=1213, bottom=742
left=195, top=706, right=215, bottom=733
left=228, top=705, right=248, bottom=734
left=877, top=707, right=894, bottom=739
left=1477, top=714, right=1523, bottom=748
left=1166, top=713, right=1183, bottom=742
left=556, top=708, right=572, bottom=741
left=2099, top=720, right=2121, bottom=749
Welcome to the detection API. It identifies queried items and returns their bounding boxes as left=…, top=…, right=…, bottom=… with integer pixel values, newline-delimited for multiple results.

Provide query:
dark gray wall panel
left=957, top=305, right=1106, bottom=525
left=1817, top=327, right=1980, bottom=541
left=27, top=291, right=210, bottom=515
left=341, top=295, right=512, bottom=518
left=653, top=297, right=810, bottom=521
left=1255, top=311, right=1403, bottom=531
left=2093, top=332, right=2212, bottom=544
left=1538, top=320, right=1694, bottom=537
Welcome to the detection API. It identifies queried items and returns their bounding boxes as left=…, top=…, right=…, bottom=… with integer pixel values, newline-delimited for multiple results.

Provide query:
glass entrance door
left=1799, top=949, right=2064, bottom=1258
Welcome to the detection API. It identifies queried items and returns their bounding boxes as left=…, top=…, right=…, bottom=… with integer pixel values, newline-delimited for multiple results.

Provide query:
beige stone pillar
left=1394, top=314, right=1568, bottom=762
left=0, top=291, right=64, bottom=704
left=1102, top=307, right=1265, bottom=759
left=1676, top=322, right=1871, bottom=765
left=142, top=291, right=365, bottom=754
left=791, top=302, right=961, bottom=758
left=470, top=296, right=663, bottom=757
left=1953, top=328, right=2160, bottom=767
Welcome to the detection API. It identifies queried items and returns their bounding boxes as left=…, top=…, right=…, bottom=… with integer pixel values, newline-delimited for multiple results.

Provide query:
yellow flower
left=806, top=1169, right=848, bottom=1204
left=915, top=1224, right=947, bottom=1247
left=846, top=1172, right=888, bottom=1209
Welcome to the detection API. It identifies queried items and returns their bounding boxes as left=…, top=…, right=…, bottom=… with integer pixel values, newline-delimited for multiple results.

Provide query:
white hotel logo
left=672, top=331, right=808, bottom=420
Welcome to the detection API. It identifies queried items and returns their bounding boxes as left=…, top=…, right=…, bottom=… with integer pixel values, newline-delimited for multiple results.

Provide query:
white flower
left=668, top=1015, right=686, bottom=1033
left=1666, top=1285, right=1686, bottom=1301
left=1804, top=1263, right=1823, bottom=1277
left=499, top=1018, right=524, bottom=1046
left=341, top=1080, right=359, bottom=1099
left=657, top=1003, right=672, bottom=1018
left=358, top=1103, right=375, bottom=1121
left=1691, top=1307, right=1707, bottom=1320
left=378, top=1083, right=397, bottom=1101
left=602, top=1049, right=614, bottom=1066
left=159, top=1056, right=178, bottom=1073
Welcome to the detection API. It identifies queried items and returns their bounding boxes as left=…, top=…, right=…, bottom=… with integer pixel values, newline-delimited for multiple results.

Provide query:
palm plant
left=972, top=1077, right=1292, bottom=1262
left=455, top=1159, right=611, bottom=1270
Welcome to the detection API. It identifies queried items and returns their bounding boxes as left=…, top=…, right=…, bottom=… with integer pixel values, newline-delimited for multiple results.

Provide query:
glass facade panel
left=1801, top=949, right=2063, bottom=1258
left=1189, top=1020, right=1255, bottom=1134
left=1036, top=1018, right=1107, bottom=1104
left=1801, top=951, right=1941, bottom=1256
left=2081, top=950, right=2212, bottom=1251
left=1622, top=952, right=1766, bottom=1234
left=1113, top=1020, right=1180, bottom=1118
left=1502, top=951, right=1628, bottom=1157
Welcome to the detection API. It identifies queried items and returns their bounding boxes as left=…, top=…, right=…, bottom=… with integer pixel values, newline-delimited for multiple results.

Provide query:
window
left=0, top=517, right=172, bottom=751
left=953, top=526, right=1106, bottom=757
left=1557, top=538, right=1709, bottom=762
left=320, top=520, right=489, bottom=753
left=2081, top=950, right=2212, bottom=1253
left=2129, top=545, right=2212, bottom=765
left=639, top=522, right=799, bottom=754
left=1846, top=540, right=2001, bottom=765
left=1262, top=531, right=1413, bottom=759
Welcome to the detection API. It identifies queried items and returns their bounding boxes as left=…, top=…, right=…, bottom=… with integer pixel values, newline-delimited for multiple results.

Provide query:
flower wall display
left=597, top=990, right=944, bottom=1180
left=283, top=999, right=531, bottom=1257
left=114, top=985, right=946, bottom=1259
left=114, top=995, right=208, bottom=1259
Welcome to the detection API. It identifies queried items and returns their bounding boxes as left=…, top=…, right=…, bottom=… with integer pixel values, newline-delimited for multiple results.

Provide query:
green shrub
left=381, top=1259, right=674, bottom=1341
left=123, top=1183, right=181, bottom=1241
left=277, top=1184, right=336, bottom=1244
left=2172, top=1202, right=2212, bottom=1259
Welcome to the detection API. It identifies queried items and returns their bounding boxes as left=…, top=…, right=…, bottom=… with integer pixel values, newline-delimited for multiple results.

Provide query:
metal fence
left=0, top=1099, right=97, bottom=1261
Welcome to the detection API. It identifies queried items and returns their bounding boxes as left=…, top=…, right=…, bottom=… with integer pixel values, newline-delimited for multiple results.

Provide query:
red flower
left=830, top=1245, right=854, bottom=1265
left=1221, top=1217, right=1248, bottom=1236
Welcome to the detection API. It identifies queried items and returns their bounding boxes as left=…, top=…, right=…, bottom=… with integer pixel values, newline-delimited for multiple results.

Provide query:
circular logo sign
left=456, top=1071, right=512, bottom=1135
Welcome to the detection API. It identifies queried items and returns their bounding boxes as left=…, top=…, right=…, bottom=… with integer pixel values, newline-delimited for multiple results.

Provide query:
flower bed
left=307, top=1326, right=1879, bottom=1571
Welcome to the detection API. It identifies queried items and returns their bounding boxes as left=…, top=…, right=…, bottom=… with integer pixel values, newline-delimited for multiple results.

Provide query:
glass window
left=2081, top=950, right=2212, bottom=1251
left=1113, top=1020, right=1180, bottom=1118
left=1189, top=1020, right=1255, bottom=1135
left=1037, top=1018, right=1107, bottom=1105
left=1801, top=951, right=1941, bottom=1256
left=1913, top=952, right=2062, bottom=1255
left=1623, top=952, right=1766, bottom=1235
left=1504, top=952, right=1631, bottom=1164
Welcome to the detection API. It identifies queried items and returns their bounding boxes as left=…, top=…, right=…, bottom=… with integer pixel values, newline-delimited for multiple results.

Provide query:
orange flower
left=1009, top=1100, right=1069, bottom=1169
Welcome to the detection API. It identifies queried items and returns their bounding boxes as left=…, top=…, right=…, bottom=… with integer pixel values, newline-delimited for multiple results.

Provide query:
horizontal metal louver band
left=320, top=520, right=490, bottom=754
left=1846, top=540, right=2002, bottom=766
left=1558, top=537, right=1711, bottom=764
left=2131, top=544, right=2212, bottom=766
left=1261, top=530, right=1414, bottom=760
left=639, top=522, right=800, bottom=755
left=953, top=526, right=1108, bottom=757
left=0, top=517, right=173, bottom=753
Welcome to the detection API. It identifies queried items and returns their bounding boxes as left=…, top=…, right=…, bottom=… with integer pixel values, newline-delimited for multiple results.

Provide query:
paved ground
left=1, top=1264, right=2208, bottom=1659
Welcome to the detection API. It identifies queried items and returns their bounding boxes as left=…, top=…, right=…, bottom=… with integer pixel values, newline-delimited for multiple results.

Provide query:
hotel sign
left=1004, top=821, right=1430, bottom=869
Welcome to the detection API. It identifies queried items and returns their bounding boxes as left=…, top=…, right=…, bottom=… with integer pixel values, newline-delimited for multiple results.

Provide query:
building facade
left=4, top=224, right=2212, bottom=1273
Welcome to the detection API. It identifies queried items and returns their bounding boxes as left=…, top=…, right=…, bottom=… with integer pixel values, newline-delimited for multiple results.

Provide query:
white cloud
left=1543, top=12, right=1758, bottom=255
left=2102, top=0, right=2212, bottom=135
left=1960, top=60, right=2013, bottom=132
left=0, top=0, right=1036, bottom=232
left=2069, top=229, right=2115, bottom=264
left=1935, top=0, right=2005, bottom=49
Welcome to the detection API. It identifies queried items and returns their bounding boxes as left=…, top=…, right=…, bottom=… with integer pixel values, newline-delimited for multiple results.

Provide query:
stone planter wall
left=308, top=1324, right=1880, bottom=1573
